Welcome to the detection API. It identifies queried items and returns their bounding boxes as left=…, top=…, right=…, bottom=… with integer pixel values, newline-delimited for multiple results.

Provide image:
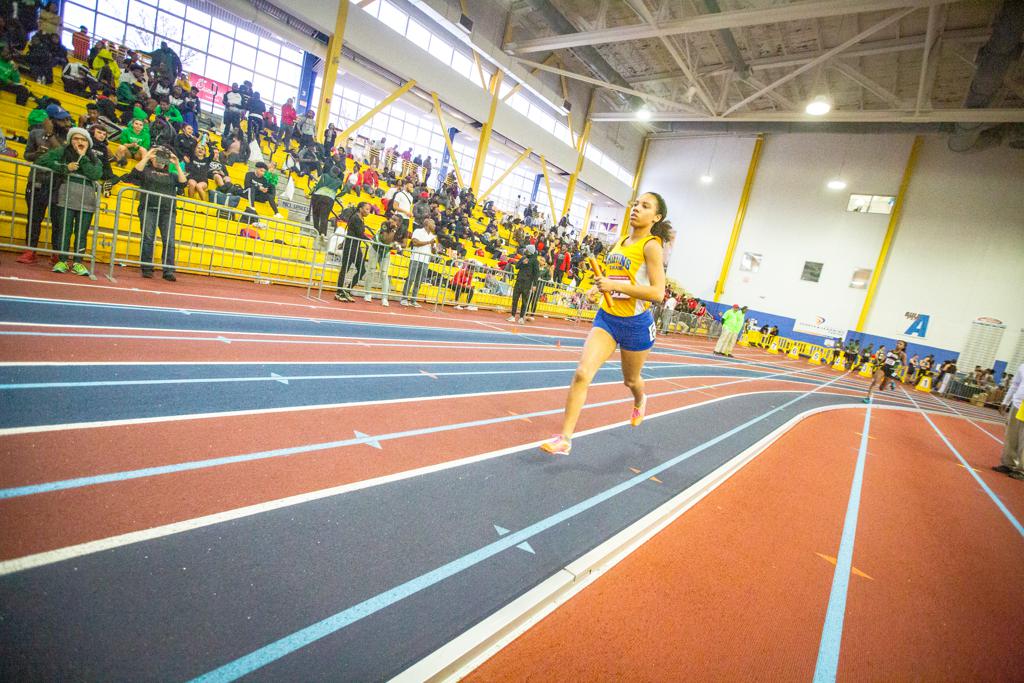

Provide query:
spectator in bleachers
left=334, top=201, right=372, bottom=302
left=37, top=127, right=102, bottom=275
left=293, top=140, right=321, bottom=178
left=114, top=117, right=150, bottom=164
left=385, top=178, right=414, bottom=226
left=323, top=122, right=338, bottom=152
left=400, top=217, right=436, bottom=307
left=0, top=45, right=31, bottom=104
left=147, top=42, right=181, bottom=83
left=173, top=123, right=196, bottom=160
left=244, top=162, right=281, bottom=217
left=263, top=106, right=277, bottom=140
left=246, top=91, right=266, bottom=143
left=23, top=30, right=55, bottom=84
left=37, top=2, right=60, bottom=37
left=90, top=44, right=119, bottom=86
left=119, top=146, right=186, bottom=281
left=184, top=143, right=213, bottom=201
left=309, top=164, right=344, bottom=239
left=221, top=83, right=243, bottom=135
left=423, top=156, right=432, bottom=185
left=296, top=110, right=317, bottom=147
left=71, top=25, right=90, bottom=61
left=278, top=97, right=296, bottom=147
left=0, top=16, right=28, bottom=52
left=149, top=110, right=177, bottom=149
left=207, top=151, right=229, bottom=192
left=363, top=214, right=399, bottom=306
left=61, top=60, right=99, bottom=97
left=116, top=64, right=147, bottom=122
left=526, top=254, right=551, bottom=321
left=177, top=85, right=199, bottom=131
left=155, top=96, right=183, bottom=127
left=11, top=0, right=39, bottom=36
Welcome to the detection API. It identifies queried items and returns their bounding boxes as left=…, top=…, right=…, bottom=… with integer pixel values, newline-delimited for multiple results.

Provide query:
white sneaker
left=525, top=316, right=534, bottom=322
left=364, top=294, right=372, bottom=302
left=519, top=317, right=526, bottom=324
left=381, top=299, right=390, bottom=307
left=400, top=300, right=410, bottom=307
left=412, top=301, right=422, bottom=308
left=455, top=304, right=464, bottom=310
left=507, top=316, right=517, bottom=322
left=274, top=212, right=283, bottom=218
left=467, top=305, right=478, bottom=311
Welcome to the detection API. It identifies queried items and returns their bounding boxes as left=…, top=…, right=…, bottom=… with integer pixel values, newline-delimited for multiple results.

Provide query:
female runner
left=864, top=339, right=908, bottom=403
left=540, top=192, right=670, bottom=456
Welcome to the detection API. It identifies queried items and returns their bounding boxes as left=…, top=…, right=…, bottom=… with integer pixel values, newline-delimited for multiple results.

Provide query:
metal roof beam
left=721, top=8, right=915, bottom=116
left=589, top=108, right=1024, bottom=123
left=505, top=0, right=961, bottom=54
left=830, top=60, right=903, bottom=108
left=915, top=3, right=948, bottom=113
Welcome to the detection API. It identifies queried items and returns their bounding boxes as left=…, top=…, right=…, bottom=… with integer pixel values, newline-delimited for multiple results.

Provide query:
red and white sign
left=188, top=72, right=230, bottom=105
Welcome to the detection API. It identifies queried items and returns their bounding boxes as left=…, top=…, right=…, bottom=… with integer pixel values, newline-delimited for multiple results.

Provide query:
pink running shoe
left=631, top=395, right=647, bottom=427
left=540, top=435, right=572, bottom=456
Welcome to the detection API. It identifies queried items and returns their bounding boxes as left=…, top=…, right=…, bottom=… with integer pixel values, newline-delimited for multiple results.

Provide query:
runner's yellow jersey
left=599, top=234, right=661, bottom=318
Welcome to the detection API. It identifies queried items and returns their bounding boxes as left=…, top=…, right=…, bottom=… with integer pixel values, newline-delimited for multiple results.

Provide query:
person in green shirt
left=0, top=46, right=32, bottom=105
left=309, top=165, right=344, bottom=239
left=714, top=304, right=747, bottom=357
left=114, top=118, right=150, bottom=164
left=36, top=127, right=103, bottom=275
left=155, top=97, right=183, bottom=125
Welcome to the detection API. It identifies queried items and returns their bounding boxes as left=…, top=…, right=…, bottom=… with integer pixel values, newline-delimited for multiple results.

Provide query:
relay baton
left=587, top=257, right=613, bottom=308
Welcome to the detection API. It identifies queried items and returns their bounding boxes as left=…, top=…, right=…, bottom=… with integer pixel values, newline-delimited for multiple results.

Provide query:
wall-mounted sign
left=795, top=315, right=847, bottom=339
left=904, top=312, right=930, bottom=338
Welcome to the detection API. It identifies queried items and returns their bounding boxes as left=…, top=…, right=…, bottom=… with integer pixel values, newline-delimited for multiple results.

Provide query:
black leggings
left=452, top=284, right=473, bottom=303
left=310, top=195, right=334, bottom=237
left=511, top=282, right=532, bottom=318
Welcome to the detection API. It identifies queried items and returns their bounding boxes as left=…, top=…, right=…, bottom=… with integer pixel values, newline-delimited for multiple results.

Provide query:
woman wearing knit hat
left=36, top=127, right=102, bottom=275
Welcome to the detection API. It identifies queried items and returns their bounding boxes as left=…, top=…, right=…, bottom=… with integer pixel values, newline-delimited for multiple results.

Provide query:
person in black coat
left=118, top=146, right=186, bottom=280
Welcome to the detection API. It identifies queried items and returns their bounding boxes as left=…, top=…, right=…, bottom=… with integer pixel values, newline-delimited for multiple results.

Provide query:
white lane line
left=0, top=383, right=843, bottom=577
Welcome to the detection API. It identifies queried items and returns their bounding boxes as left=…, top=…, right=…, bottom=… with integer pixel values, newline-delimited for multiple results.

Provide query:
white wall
left=646, top=135, right=758, bottom=299
left=646, top=132, right=1024, bottom=362
left=867, top=137, right=1024, bottom=359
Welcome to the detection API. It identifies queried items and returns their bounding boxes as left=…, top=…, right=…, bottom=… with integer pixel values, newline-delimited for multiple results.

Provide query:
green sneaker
left=70, top=262, right=89, bottom=276
left=52, top=261, right=68, bottom=273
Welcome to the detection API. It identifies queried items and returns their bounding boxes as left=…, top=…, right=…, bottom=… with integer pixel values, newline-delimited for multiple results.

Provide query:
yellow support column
left=471, top=70, right=503, bottom=194
left=336, top=80, right=416, bottom=145
left=314, top=0, right=350, bottom=141
left=432, top=92, right=465, bottom=189
left=619, top=136, right=651, bottom=236
left=479, top=147, right=532, bottom=201
left=539, top=155, right=557, bottom=225
left=713, top=135, right=764, bottom=302
left=561, top=119, right=592, bottom=219
left=855, top=135, right=923, bottom=332
left=580, top=201, right=593, bottom=238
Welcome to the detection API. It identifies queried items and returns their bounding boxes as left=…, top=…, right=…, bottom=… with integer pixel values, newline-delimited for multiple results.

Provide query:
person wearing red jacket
left=557, top=250, right=571, bottom=283
left=451, top=260, right=478, bottom=310
left=278, top=98, right=297, bottom=148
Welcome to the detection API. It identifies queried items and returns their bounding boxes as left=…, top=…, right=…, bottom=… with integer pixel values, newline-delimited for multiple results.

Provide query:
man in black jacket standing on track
left=508, top=245, right=539, bottom=324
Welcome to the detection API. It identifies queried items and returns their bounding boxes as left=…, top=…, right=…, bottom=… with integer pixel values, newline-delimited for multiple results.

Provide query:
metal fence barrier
left=0, top=156, right=103, bottom=279
left=105, top=184, right=321, bottom=285
left=304, top=229, right=597, bottom=323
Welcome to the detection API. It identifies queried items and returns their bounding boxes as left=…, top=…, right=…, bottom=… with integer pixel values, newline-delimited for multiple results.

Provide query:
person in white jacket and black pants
left=993, top=363, right=1024, bottom=480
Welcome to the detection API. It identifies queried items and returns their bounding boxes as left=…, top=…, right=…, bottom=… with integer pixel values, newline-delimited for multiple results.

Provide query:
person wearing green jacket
left=37, top=127, right=103, bottom=275
left=0, top=46, right=31, bottom=105
left=155, top=99, right=183, bottom=125
left=114, top=118, right=150, bottom=164
left=309, top=165, right=344, bottom=239
left=714, top=304, right=748, bottom=357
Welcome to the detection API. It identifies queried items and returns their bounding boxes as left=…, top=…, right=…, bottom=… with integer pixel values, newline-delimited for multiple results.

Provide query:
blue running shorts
left=593, top=308, right=656, bottom=352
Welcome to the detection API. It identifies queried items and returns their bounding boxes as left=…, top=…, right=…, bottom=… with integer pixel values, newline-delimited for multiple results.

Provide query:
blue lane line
left=0, top=366, right=830, bottom=500
left=910, top=395, right=1024, bottom=538
left=812, top=400, right=873, bottom=682
left=190, top=372, right=851, bottom=683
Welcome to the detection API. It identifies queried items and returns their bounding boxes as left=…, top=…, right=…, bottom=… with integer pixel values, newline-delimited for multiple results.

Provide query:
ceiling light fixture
left=700, top=174, right=713, bottom=184
left=827, top=178, right=848, bottom=190
left=805, top=95, right=832, bottom=116
left=636, top=105, right=652, bottom=121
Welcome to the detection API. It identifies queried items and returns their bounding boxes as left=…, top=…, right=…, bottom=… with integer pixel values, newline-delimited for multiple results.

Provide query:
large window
left=62, top=0, right=303, bottom=117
